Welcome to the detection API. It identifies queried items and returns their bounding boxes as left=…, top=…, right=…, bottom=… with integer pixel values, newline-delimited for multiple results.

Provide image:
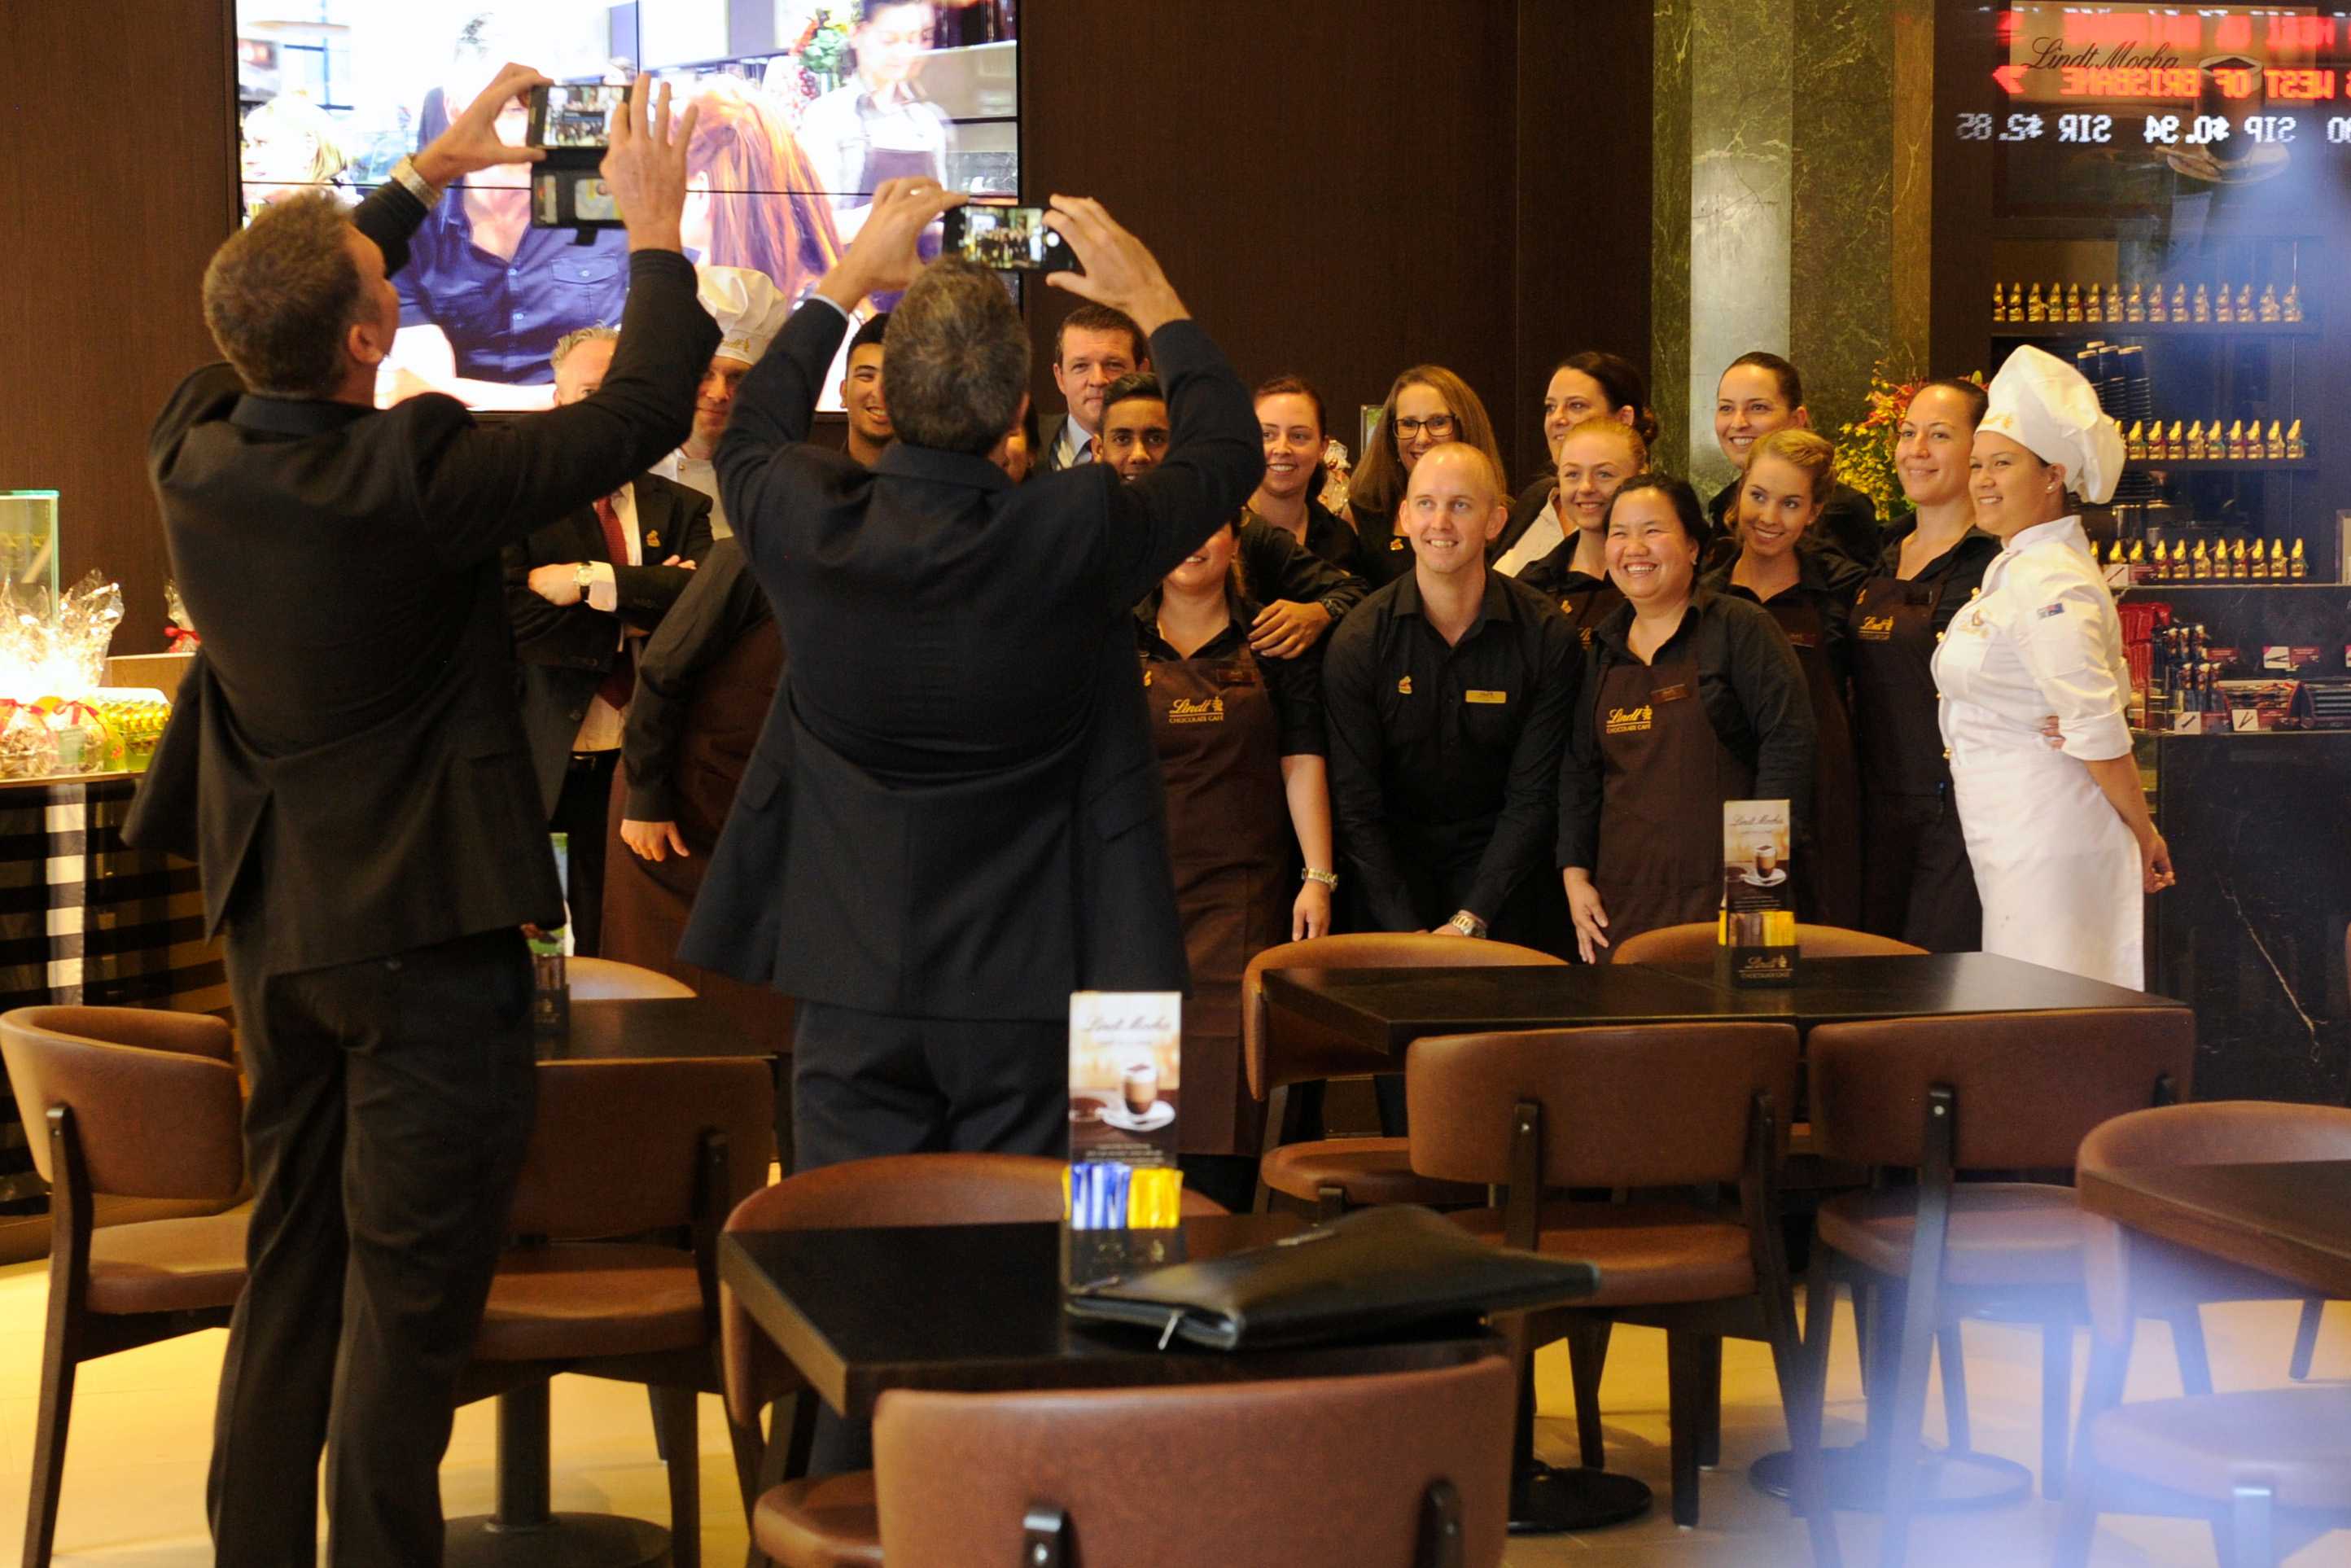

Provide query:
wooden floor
left=0, top=1255, right=2344, bottom=1566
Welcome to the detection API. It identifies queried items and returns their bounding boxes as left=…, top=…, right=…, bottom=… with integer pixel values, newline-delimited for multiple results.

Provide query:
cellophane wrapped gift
left=0, top=703, right=57, bottom=780
left=0, top=572, right=126, bottom=778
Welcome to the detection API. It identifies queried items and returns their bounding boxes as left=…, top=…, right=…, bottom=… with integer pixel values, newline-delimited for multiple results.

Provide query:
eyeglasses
left=1393, top=414, right=1457, bottom=439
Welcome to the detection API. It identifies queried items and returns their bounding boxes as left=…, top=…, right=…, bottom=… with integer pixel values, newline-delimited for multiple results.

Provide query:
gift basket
left=0, top=572, right=165, bottom=781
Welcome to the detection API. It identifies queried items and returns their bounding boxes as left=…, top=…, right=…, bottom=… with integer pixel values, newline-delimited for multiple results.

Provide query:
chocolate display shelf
left=1991, top=321, right=2319, bottom=339
left=2125, top=458, right=2316, bottom=471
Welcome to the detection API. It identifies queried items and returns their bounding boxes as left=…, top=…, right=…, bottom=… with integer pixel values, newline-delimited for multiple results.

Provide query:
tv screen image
left=233, top=1, right=1019, bottom=411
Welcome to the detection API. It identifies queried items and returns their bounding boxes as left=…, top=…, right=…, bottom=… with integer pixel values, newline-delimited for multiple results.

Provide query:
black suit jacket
left=125, top=183, right=720, bottom=977
left=681, top=303, right=1263, bottom=1019
left=503, top=472, right=713, bottom=812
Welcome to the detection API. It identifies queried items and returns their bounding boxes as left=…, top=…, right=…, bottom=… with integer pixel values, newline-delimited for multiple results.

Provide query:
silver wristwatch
left=389, top=155, right=445, bottom=209
left=1444, top=911, right=1488, bottom=939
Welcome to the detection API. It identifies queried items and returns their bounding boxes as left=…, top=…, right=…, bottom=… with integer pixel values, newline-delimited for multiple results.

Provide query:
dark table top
left=2077, top=1158, right=2351, bottom=1299
left=720, top=1214, right=1500, bottom=1419
left=543, top=995, right=782, bottom=1062
left=1259, top=953, right=2186, bottom=1054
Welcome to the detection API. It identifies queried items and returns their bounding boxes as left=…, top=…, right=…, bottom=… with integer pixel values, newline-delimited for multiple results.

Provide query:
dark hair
left=1101, top=370, right=1164, bottom=419
left=849, top=310, right=891, bottom=355
left=1905, top=377, right=1989, bottom=428
left=1253, top=374, right=1328, bottom=439
left=201, top=191, right=365, bottom=397
left=1603, top=473, right=1708, bottom=545
left=1053, top=303, right=1146, bottom=369
left=1723, top=351, right=1803, bottom=410
left=1556, top=351, right=1661, bottom=445
left=883, top=256, right=1030, bottom=455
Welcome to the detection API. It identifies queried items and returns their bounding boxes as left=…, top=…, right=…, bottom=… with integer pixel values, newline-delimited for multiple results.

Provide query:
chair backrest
left=1406, top=1023, right=1800, bottom=1189
left=566, top=957, right=697, bottom=1001
left=719, top=1154, right=1227, bottom=1422
left=1613, top=922, right=1928, bottom=964
left=873, top=1357, right=1515, bottom=1568
left=0, top=1006, right=242, bottom=1200
left=1243, top=933, right=1565, bottom=1100
left=506, top=1058, right=773, bottom=1239
left=1807, top=1009, right=2195, bottom=1172
left=2077, top=1102, right=2351, bottom=1342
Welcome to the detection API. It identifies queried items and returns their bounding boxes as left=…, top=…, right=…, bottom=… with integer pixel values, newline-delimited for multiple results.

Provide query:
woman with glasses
left=1346, top=366, right=1508, bottom=589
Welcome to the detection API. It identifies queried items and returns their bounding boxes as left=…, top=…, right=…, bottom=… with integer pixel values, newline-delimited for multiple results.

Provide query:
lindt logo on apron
left=1719, top=799, right=1797, bottom=986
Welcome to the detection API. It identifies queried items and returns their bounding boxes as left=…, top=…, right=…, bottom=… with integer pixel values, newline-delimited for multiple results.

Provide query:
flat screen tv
left=232, top=2, right=1019, bottom=410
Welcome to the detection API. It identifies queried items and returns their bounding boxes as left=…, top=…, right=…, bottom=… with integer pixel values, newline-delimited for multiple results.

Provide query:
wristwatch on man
left=573, top=563, right=597, bottom=600
left=1443, top=910, right=1488, bottom=938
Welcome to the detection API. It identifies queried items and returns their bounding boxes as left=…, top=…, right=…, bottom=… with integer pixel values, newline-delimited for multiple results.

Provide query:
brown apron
left=601, top=618, right=795, bottom=1053
left=1850, top=571, right=1982, bottom=949
left=1144, top=648, right=1293, bottom=1155
left=1764, top=593, right=1863, bottom=928
left=1560, top=580, right=1627, bottom=651
left=1593, top=646, right=1754, bottom=957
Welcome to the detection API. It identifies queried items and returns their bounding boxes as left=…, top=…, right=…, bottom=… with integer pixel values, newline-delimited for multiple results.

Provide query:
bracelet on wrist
left=1302, top=868, right=1339, bottom=890
left=391, top=156, right=445, bottom=209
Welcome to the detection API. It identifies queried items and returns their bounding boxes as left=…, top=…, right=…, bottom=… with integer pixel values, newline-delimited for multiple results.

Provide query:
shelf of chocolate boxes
left=2129, top=620, right=2343, bottom=734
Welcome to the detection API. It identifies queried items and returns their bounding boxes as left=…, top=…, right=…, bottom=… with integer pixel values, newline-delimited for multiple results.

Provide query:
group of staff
left=1131, top=339, right=2172, bottom=1188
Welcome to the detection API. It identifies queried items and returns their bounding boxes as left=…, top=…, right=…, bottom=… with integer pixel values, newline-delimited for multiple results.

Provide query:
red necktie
left=593, top=494, right=634, bottom=711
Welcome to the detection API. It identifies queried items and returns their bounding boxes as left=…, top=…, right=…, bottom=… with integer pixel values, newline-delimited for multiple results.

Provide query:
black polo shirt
left=1323, top=567, right=1576, bottom=930
left=1133, top=593, right=1327, bottom=757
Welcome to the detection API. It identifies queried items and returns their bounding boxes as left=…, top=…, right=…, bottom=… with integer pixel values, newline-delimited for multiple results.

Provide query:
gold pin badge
left=1398, top=676, right=1413, bottom=695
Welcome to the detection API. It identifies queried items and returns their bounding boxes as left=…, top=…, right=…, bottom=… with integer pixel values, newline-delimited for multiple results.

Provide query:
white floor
left=0, top=1255, right=2345, bottom=1566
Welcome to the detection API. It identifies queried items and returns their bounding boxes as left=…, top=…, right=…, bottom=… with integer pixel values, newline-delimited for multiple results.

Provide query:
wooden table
left=1261, top=953, right=2186, bottom=1055
left=720, top=1214, right=1504, bottom=1421
left=2077, top=1159, right=2351, bottom=1298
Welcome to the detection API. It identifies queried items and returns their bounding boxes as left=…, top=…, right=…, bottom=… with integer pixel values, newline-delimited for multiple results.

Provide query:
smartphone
left=528, top=83, right=629, bottom=152
left=940, top=205, right=1077, bottom=273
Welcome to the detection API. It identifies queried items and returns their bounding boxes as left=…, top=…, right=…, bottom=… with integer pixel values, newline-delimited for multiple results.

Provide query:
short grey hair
left=882, top=257, right=1029, bottom=456
left=550, top=324, right=620, bottom=373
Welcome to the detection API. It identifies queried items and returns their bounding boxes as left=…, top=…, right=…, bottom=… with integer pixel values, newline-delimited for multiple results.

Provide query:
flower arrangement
left=1832, top=364, right=1985, bottom=525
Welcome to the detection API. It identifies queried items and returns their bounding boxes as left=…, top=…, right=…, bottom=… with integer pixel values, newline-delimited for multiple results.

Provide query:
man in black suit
left=681, top=180, right=1261, bottom=1169
left=126, top=73, right=718, bottom=1566
left=1036, top=301, right=1148, bottom=471
left=506, top=323, right=715, bottom=954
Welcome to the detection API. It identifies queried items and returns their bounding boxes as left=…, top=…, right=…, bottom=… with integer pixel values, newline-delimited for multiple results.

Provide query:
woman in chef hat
left=1931, top=344, right=2174, bottom=988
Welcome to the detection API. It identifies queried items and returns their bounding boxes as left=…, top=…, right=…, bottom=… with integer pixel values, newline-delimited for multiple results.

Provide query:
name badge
left=1784, top=631, right=1821, bottom=649
left=1464, top=690, right=1508, bottom=704
left=1652, top=683, right=1692, bottom=703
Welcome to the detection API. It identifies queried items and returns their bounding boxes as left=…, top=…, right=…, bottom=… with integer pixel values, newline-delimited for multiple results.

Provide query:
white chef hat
left=1979, top=344, right=2126, bottom=506
left=694, top=265, right=792, bottom=366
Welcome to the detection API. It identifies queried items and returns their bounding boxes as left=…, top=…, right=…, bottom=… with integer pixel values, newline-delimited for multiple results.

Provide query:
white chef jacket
left=1494, top=493, right=1567, bottom=579
left=1932, top=515, right=2143, bottom=988
left=653, top=450, right=729, bottom=539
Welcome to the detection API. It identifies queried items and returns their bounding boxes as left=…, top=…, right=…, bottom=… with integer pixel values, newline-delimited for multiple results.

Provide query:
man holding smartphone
left=134, top=72, right=716, bottom=1566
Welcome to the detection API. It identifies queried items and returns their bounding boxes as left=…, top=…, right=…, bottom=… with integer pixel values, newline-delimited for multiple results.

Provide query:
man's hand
left=815, top=177, right=966, bottom=313
left=412, top=62, right=549, bottom=188
left=1248, top=599, right=1332, bottom=659
left=600, top=75, right=697, bottom=254
left=526, top=563, right=584, bottom=607
left=1564, top=868, right=1610, bottom=965
left=621, top=819, right=691, bottom=862
left=1041, top=196, right=1187, bottom=335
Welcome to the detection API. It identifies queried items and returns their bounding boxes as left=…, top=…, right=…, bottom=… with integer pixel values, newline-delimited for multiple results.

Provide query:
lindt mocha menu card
left=1720, top=799, right=1797, bottom=985
left=1066, top=992, right=1185, bottom=1289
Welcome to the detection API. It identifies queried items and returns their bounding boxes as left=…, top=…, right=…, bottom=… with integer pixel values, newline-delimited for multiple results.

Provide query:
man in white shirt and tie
left=506, top=324, right=715, bottom=953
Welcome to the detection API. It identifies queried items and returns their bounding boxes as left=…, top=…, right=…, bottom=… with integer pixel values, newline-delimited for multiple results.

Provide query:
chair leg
left=2171, top=1305, right=2214, bottom=1398
left=2229, top=1485, right=2276, bottom=1568
left=1766, top=1264, right=1843, bottom=1568
left=725, top=1409, right=765, bottom=1528
left=2288, top=1299, right=2323, bottom=1381
left=652, top=1385, right=702, bottom=1568
left=650, top=1384, right=672, bottom=1463
left=1937, top=1319, right=1972, bottom=1453
left=2041, top=1319, right=2074, bottom=1500
left=1695, top=1336, right=1723, bottom=1469
left=1797, top=1242, right=1839, bottom=1463
left=23, top=1309, right=81, bottom=1568
left=2059, top=1335, right=2129, bottom=1568
left=1665, top=1333, right=1703, bottom=1528
left=1565, top=1318, right=1613, bottom=1469
left=1314, top=1185, right=1347, bottom=1224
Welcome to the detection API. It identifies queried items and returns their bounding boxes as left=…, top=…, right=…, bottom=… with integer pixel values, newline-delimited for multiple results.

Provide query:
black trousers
left=211, top=926, right=536, bottom=1568
left=1861, top=785, right=1984, bottom=953
left=554, top=750, right=619, bottom=957
left=790, top=1001, right=1066, bottom=1478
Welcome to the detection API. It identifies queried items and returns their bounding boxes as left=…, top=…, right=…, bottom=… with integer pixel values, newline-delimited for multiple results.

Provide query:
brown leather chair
left=457, top=1056, right=773, bottom=1568
left=1793, top=1008, right=2196, bottom=1568
left=1613, top=922, right=1928, bottom=963
left=725, top=1154, right=1226, bottom=1568
left=1406, top=1021, right=1835, bottom=1557
left=2059, top=1101, right=2351, bottom=1567
left=1246, top=933, right=1560, bottom=1220
left=566, top=956, right=698, bottom=1000
left=0, top=1005, right=248, bottom=1568
left=870, top=1358, right=1516, bottom=1568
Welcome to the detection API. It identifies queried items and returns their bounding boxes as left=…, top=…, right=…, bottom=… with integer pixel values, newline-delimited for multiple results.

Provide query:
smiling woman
left=1346, top=366, right=1508, bottom=589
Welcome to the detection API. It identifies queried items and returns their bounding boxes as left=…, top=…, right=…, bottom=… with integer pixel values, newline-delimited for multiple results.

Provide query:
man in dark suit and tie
left=126, top=74, right=718, bottom=1566
left=682, top=180, right=1262, bottom=1169
left=506, top=323, right=715, bottom=954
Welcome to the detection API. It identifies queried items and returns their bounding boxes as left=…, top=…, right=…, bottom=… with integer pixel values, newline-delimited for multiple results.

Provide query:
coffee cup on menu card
left=1720, top=800, right=1796, bottom=985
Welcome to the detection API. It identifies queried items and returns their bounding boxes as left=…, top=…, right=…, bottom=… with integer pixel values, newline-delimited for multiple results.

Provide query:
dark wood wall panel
left=0, top=0, right=237, bottom=656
